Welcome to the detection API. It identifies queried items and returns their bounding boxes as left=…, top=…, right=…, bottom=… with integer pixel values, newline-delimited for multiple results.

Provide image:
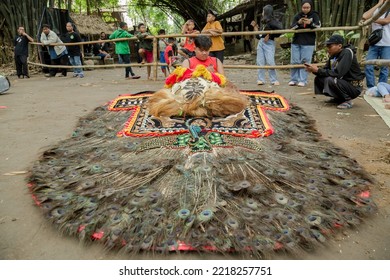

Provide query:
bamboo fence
left=28, top=0, right=390, bottom=81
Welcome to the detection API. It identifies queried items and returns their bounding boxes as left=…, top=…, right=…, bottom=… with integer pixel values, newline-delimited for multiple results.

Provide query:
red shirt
left=188, top=56, right=218, bottom=72
left=183, top=30, right=197, bottom=52
left=164, top=45, right=174, bottom=65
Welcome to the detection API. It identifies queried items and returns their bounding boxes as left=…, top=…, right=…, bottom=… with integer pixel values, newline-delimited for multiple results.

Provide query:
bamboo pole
left=325, top=0, right=331, bottom=27
left=153, top=37, right=158, bottom=81
left=334, top=0, right=344, bottom=28
left=342, top=0, right=349, bottom=26
left=357, top=1, right=365, bottom=25
left=360, top=59, right=390, bottom=66
left=28, top=60, right=326, bottom=70
left=351, top=0, right=358, bottom=26
left=223, top=63, right=326, bottom=69
left=28, top=22, right=377, bottom=74
left=29, top=25, right=363, bottom=48
left=27, top=61, right=164, bottom=69
left=356, top=25, right=367, bottom=61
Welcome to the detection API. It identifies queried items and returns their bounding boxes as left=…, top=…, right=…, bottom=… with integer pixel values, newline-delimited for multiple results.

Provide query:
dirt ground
left=0, top=64, right=389, bottom=260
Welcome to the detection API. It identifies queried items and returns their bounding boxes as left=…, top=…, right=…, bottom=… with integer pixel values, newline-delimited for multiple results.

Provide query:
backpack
left=0, top=75, right=11, bottom=94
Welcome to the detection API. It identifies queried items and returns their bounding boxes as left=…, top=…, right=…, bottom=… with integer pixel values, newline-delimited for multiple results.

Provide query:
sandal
left=337, top=101, right=353, bottom=109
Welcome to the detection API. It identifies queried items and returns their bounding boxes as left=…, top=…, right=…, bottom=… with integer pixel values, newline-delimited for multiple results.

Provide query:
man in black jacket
left=14, top=26, right=34, bottom=79
left=305, top=34, right=365, bottom=109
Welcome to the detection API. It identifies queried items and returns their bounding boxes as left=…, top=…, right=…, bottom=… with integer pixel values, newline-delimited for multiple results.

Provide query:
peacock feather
left=28, top=88, right=377, bottom=258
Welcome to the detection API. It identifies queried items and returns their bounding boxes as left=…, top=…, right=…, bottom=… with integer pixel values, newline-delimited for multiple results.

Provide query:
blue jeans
left=377, top=82, right=390, bottom=97
left=256, top=39, right=278, bottom=83
left=290, top=44, right=315, bottom=85
left=69, top=56, right=83, bottom=75
left=365, top=45, right=390, bottom=88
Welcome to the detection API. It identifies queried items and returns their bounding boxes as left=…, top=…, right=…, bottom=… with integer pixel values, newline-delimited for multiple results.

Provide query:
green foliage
left=314, top=48, right=328, bottom=63
left=332, top=30, right=360, bottom=45
left=72, top=0, right=120, bottom=13
left=278, top=48, right=291, bottom=63
left=281, top=32, right=294, bottom=42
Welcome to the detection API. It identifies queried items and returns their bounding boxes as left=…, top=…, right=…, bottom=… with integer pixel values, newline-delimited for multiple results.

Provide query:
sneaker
left=24, top=75, right=30, bottom=79
left=57, top=73, right=66, bottom=77
left=272, top=81, right=280, bottom=86
left=73, top=74, right=78, bottom=78
left=297, top=82, right=305, bottom=87
left=78, top=74, right=84, bottom=78
left=288, top=81, right=296, bottom=86
left=257, top=80, right=264, bottom=85
left=131, top=75, right=141, bottom=79
left=44, top=73, right=51, bottom=77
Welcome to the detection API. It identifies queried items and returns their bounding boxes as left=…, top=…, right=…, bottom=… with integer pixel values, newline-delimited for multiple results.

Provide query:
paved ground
left=0, top=66, right=389, bottom=260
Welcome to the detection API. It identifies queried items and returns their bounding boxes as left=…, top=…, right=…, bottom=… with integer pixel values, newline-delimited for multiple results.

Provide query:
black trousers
left=49, top=55, right=69, bottom=77
left=244, top=39, right=252, bottom=52
left=15, top=54, right=29, bottom=77
left=210, top=50, right=224, bottom=63
left=314, top=76, right=362, bottom=102
left=119, top=54, right=135, bottom=78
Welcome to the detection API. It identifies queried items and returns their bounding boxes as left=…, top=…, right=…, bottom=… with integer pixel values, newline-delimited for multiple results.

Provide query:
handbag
left=368, top=28, right=383, bottom=46
left=368, top=9, right=390, bottom=46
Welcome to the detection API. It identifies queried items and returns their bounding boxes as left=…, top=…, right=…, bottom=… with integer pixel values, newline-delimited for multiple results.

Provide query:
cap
left=325, top=34, right=344, bottom=45
left=207, top=9, right=218, bottom=18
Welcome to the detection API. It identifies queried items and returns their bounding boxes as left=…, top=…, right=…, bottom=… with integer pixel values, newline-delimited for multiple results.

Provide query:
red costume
left=188, top=56, right=218, bottom=72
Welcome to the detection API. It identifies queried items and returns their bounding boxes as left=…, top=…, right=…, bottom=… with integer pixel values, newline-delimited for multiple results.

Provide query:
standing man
left=109, top=22, right=140, bottom=80
left=64, top=22, right=84, bottom=78
left=305, top=35, right=365, bottom=109
left=40, top=24, right=68, bottom=77
left=14, top=26, right=33, bottom=79
left=362, top=0, right=390, bottom=90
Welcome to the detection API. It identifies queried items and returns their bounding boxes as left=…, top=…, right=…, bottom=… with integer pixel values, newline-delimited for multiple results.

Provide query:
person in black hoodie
left=305, top=34, right=365, bottom=109
left=289, top=0, right=321, bottom=87
left=64, top=22, right=84, bottom=78
left=251, top=5, right=282, bottom=86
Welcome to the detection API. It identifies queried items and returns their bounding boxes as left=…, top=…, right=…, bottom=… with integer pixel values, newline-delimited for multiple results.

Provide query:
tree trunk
left=342, top=0, right=349, bottom=26
left=346, top=0, right=353, bottom=26
left=86, top=0, right=90, bottom=15
left=334, top=0, right=344, bottom=27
